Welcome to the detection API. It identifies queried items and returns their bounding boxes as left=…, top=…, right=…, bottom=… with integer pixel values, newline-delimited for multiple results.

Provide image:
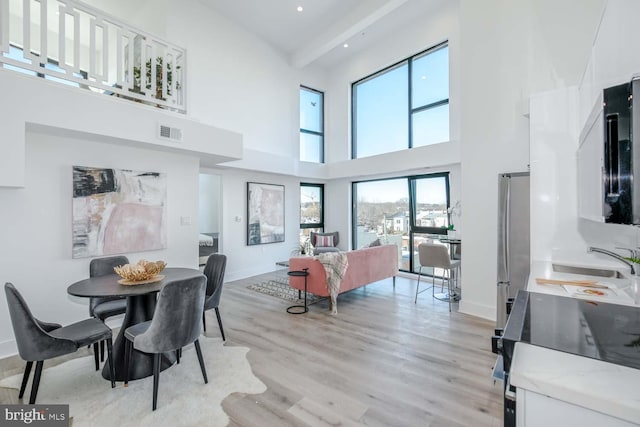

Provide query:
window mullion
left=300, top=129, right=323, bottom=137
left=408, top=58, right=413, bottom=149
left=411, top=98, right=449, bottom=114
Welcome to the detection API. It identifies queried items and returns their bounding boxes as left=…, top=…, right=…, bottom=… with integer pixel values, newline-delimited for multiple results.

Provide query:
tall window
left=352, top=42, right=449, bottom=159
left=352, top=173, right=450, bottom=272
left=300, top=86, right=324, bottom=163
left=300, top=183, right=324, bottom=243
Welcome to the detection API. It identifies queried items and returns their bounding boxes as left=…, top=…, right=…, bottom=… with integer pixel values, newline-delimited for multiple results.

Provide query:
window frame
left=351, top=41, right=449, bottom=159
left=408, top=172, right=451, bottom=235
left=351, top=172, right=450, bottom=273
left=299, top=183, right=325, bottom=230
left=299, top=85, right=325, bottom=164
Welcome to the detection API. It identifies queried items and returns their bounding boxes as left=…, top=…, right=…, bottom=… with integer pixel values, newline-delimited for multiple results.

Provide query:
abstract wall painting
left=72, top=166, right=167, bottom=258
left=247, top=182, right=285, bottom=245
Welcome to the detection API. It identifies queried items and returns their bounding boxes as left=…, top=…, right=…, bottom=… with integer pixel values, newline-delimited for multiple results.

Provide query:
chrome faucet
left=587, top=247, right=637, bottom=275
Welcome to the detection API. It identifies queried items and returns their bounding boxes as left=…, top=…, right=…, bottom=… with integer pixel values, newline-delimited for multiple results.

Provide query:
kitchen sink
left=552, top=263, right=626, bottom=279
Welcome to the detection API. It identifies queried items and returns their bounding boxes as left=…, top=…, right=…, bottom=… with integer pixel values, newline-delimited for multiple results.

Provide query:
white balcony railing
left=0, top=0, right=186, bottom=113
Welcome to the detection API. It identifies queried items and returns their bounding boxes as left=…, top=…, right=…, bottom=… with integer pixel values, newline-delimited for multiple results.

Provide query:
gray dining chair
left=202, top=254, right=227, bottom=341
left=123, top=275, right=208, bottom=411
left=415, top=243, right=461, bottom=312
left=4, top=282, right=115, bottom=404
left=89, top=256, right=128, bottom=364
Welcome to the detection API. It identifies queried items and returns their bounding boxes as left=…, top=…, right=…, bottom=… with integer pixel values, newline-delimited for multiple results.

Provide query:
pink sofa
left=289, top=244, right=398, bottom=297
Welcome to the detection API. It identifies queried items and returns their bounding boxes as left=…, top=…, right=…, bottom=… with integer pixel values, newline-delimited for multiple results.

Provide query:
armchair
left=310, top=231, right=340, bottom=254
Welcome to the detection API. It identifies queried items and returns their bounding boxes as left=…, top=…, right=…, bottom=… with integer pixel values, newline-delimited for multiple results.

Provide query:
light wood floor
left=220, top=273, right=503, bottom=427
left=0, top=273, right=503, bottom=427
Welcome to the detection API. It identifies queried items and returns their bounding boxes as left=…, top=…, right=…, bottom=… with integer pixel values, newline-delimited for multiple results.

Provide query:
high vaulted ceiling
left=198, top=0, right=449, bottom=68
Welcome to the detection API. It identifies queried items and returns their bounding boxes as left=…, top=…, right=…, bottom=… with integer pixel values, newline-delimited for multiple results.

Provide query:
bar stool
left=415, top=243, right=461, bottom=312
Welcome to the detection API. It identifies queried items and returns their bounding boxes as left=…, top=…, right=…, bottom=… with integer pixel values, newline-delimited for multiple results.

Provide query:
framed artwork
left=72, top=166, right=167, bottom=258
left=247, top=182, right=285, bottom=245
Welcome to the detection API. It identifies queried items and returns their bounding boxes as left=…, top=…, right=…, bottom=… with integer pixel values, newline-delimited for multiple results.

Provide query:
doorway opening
left=198, top=173, right=221, bottom=266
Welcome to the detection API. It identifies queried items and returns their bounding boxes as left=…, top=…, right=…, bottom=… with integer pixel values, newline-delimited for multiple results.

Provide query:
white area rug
left=0, top=337, right=266, bottom=427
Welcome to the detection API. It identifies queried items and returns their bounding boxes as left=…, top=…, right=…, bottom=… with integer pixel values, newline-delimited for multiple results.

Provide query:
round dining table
left=436, top=237, right=462, bottom=301
left=67, top=267, right=204, bottom=382
left=438, top=237, right=462, bottom=259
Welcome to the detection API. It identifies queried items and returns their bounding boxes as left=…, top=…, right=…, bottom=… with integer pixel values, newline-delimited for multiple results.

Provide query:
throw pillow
left=316, top=235, right=334, bottom=247
left=367, top=238, right=381, bottom=247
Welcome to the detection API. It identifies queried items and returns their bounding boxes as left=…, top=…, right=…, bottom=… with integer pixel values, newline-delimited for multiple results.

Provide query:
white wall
left=81, top=0, right=170, bottom=39
left=458, top=0, right=605, bottom=320
left=0, top=131, right=200, bottom=358
left=530, top=87, right=639, bottom=266
left=579, top=0, right=640, bottom=124
left=198, top=174, right=221, bottom=234
left=0, top=68, right=243, bottom=187
left=166, top=0, right=328, bottom=162
left=204, top=168, right=304, bottom=282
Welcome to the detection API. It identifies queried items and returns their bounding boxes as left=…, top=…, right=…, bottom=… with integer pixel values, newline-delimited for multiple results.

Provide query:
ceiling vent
left=158, top=124, right=183, bottom=142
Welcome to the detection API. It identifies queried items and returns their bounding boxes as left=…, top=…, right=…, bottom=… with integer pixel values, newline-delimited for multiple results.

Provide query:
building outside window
left=352, top=42, right=449, bottom=159
left=300, top=86, right=324, bottom=163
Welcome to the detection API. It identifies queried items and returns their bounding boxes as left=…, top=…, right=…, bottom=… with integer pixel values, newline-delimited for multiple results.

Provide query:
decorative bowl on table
left=114, top=260, right=167, bottom=285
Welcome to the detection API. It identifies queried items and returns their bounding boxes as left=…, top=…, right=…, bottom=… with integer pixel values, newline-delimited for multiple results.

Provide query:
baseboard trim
left=459, top=300, right=496, bottom=322
left=225, top=265, right=280, bottom=283
left=0, top=339, right=17, bottom=360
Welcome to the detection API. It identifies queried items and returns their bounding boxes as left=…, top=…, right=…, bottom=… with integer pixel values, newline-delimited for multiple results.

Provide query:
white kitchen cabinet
left=517, top=388, right=637, bottom=427
left=511, top=342, right=640, bottom=427
left=577, top=94, right=604, bottom=223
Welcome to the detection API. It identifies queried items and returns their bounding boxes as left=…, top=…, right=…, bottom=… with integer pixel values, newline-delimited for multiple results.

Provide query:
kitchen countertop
left=528, top=260, right=637, bottom=306
left=509, top=260, right=640, bottom=425
left=511, top=342, right=640, bottom=425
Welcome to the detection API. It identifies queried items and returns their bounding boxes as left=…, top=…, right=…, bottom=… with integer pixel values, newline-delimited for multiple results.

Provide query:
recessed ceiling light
left=343, top=43, right=349, bottom=48
left=297, top=6, right=303, bottom=12
left=421, top=75, right=427, bottom=80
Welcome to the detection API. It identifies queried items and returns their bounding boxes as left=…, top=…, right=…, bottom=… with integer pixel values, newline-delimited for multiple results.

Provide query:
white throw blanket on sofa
left=315, top=251, right=349, bottom=315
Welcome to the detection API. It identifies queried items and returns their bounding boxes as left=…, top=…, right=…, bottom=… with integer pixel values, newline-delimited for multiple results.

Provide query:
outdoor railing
left=0, top=0, right=186, bottom=113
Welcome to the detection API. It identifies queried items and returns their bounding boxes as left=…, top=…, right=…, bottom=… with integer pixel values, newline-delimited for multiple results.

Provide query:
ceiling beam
left=290, top=0, right=409, bottom=69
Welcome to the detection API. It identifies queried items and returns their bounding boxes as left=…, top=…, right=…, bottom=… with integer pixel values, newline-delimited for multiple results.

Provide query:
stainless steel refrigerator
left=496, top=172, right=530, bottom=328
